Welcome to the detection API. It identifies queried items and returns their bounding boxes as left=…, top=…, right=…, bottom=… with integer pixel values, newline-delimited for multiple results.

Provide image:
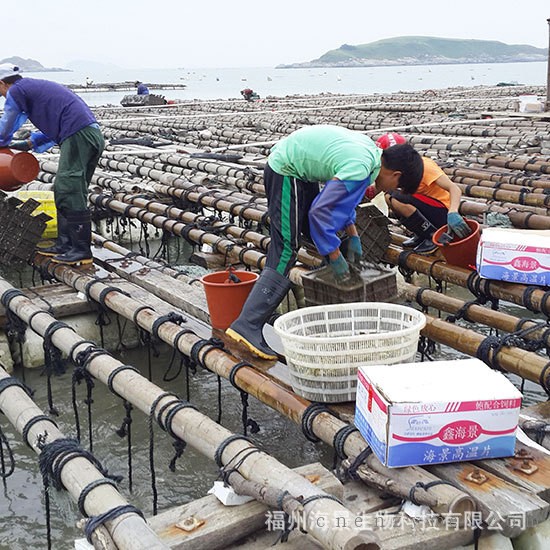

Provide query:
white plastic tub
left=274, top=302, right=426, bottom=403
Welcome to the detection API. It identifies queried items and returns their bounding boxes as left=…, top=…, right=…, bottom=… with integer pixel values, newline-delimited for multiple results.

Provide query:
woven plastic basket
left=274, top=302, right=426, bottom=403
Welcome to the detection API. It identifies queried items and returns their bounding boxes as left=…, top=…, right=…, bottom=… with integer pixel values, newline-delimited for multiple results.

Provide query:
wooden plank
left=147, top=462, right=343, bottom=550
left=472, top=440, right=550, bottom=502
left=429, top=461, right=550, bottom=537
left=0, top=283, right=95, bottom=327
left=93, top=247, right=211, bottom=324
left=520, top=401, right=550, bottom=451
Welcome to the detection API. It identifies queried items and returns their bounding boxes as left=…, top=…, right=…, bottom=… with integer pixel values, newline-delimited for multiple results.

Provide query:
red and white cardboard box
left=355, top=359, right=522, bottom=468
left=476, top=227, right=550, bottom=286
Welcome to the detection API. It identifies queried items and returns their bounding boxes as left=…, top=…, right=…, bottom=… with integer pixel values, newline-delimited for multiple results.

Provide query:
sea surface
left=0, top=62, right=549, bottom=549
left=17, top=61, right=548, bottom=106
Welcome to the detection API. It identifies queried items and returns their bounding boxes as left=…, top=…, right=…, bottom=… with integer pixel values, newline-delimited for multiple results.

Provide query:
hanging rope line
left=229, top=362, right=260, bottom=435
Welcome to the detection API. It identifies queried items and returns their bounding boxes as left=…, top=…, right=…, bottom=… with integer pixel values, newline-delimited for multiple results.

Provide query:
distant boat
left=267, top=76, right=272, bottom=81
left=337, top=75, right=341, bottom=81
left=241, top=78, right=247, bottom=81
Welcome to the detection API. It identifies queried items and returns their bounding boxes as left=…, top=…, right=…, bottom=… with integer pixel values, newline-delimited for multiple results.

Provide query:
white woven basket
left=274, top=302, right=426, bottom=403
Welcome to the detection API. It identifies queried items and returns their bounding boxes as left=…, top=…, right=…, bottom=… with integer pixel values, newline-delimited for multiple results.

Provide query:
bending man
left=226, top=124, right=423, bottom=360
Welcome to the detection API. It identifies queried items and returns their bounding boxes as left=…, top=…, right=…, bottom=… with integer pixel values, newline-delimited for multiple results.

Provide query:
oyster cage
left=355, top=202, right=391, bottom=264
left=0, top=191, right=51, bottom=264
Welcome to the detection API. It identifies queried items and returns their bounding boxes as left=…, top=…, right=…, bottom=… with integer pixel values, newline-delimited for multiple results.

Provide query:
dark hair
left=1, top=74, right=22, bottom=85
left=381, top=144, right=424, bottom=194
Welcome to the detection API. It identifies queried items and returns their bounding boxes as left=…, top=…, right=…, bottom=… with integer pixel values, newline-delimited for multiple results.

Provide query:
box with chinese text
left=476, top=227, right=550, bottom=287
left=355, top=359, right=522, bottom=468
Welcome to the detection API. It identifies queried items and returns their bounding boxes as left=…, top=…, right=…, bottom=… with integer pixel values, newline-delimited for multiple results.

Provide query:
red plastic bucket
left=432, top=219, right=481, bottom=270
left=201, top=269, right=259, bottom=330
left=0, top=148, right=40, bottom=191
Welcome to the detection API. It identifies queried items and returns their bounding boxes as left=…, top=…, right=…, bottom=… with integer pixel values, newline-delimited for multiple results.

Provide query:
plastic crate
left=0, top=191, right=51, bottom=263
left=15, top=190, right=57, bottom=238
left=273, top=303, right=426, bottom=403
left=301, top=264, right=398, bottom=307
left=355, top=203, right=391, bottom=264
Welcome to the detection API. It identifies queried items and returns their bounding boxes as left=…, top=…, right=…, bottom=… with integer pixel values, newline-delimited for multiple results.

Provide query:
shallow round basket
left=274, top=302, right=426, bottom=403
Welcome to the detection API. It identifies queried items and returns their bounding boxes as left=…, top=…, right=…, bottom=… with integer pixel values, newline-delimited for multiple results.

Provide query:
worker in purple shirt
left=136, top=81, right=149, bottom=95
left=0, top=64, right=104, bottom=265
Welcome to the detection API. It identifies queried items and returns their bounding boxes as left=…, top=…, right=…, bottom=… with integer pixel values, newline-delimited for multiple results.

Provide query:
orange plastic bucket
left=0, top=148, right=40, bottom=191
left=432, top=219, right=481, bottom=270
left=201, top=269, right=259, bottom=330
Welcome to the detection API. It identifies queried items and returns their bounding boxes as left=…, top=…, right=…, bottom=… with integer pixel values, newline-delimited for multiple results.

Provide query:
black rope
left=539, top=362, right=550, bottom=398
left=332, top=425, right=359, bottom=470
left=42, top=321, right=73, bottom=416
left=108, top=365, right=139, bottom=491
left=397, top=250, right=415, bottom=283
left=214, top=434, right=253, bottom=468
left=229, top=362, right=260, bottom=436
left=218, top=445, right=262, bottom=487
left=301, top=403, right=330, bottom=443
left=408, top=480, right=460, bottom=506
left=346, top=447, right=373, bottom=480
left=0, top=377, right=33, bottom=399
left=22, top=415, right=58, bottom=448
left=77, top=478, right=118, bottom=516
left=189, top=337, right=225, bottom=371
left=0, top=425, right=15, bottom=480
left=148, top=392, right=178, bottom=515
left=300, top=493, right=344, bottom=507
left=85, top=504, right=145, bottom=544
left=151, top=312, right=187, bottom=341
left=445, top=300, right=479, bottom=324
left=71, top=364, right=95, bottom=451
left=38, top=438, right=122, bottom=550
left=162, top=400, right=197, bottom=472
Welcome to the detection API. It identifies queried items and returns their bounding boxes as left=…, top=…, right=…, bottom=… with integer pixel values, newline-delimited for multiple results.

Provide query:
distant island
left=277, top=36, right=548, bottom=68
left=0, top=56, right=68, bottom=72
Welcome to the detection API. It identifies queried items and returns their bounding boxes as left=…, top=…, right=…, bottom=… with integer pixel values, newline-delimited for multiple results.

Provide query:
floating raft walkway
left=66, top=81, right=188, bottom=93
left=1, top=84, right=550, bottom=549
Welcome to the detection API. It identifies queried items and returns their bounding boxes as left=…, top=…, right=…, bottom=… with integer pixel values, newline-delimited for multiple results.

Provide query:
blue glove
left=9, top=140, right=32, bottom=151
left=447, top=212, right=471, bottom=239
left=345, top=235, right=363, bottom=264
left=329, top=254, right=350, bottom=283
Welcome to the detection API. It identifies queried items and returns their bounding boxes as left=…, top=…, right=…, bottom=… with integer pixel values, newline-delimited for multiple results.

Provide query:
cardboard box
left=476, top=227, right=550, bottom=286
left=355, top=359, right=522, bottom=468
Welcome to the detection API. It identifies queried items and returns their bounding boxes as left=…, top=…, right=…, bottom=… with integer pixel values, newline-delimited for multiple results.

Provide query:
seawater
left=12, top=61, right=548, bottom=106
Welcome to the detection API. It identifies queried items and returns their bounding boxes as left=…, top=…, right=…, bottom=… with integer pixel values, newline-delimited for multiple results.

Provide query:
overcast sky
left=3, top=0, right=549, bottom=69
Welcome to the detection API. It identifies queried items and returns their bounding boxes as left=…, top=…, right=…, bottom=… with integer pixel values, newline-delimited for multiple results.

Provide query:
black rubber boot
left=51, top=210, right=93, bottom=265
left=401, top=234, right=424, bottom=248
left=37, top=212, right=71, bottom=256
left=401, top=210, right=438, bottom=255
left=226, top=267, right=292, bottom=360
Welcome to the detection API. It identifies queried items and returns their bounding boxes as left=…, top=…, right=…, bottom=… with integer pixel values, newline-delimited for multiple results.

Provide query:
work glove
left=365, top=185, right=377, bottom=201
left=447, top=212, right=471, bottom=239
left=329, top=254, right=351, bottom=283
left=9, top=140, right=32, bottom=152
left=345, top=235, right=363, bottom=265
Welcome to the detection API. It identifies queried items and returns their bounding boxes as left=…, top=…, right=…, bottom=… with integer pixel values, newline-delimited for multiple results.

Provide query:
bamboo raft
left=66, top=82, right=188, bottom=93
left=2, top=84, right=550, bottom=549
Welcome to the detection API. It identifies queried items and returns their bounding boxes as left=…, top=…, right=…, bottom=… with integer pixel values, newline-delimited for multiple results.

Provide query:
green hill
left=278, top=36, right=547, bottom=68
left=0, top=56, right=67, bottom=72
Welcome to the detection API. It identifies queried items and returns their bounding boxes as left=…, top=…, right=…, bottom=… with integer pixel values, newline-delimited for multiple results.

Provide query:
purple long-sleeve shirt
left=0, top=78, right=97, bottom=152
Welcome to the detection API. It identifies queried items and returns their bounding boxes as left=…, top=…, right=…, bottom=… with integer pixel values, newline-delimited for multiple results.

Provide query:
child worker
left=367, top=133, right=471, bottom=254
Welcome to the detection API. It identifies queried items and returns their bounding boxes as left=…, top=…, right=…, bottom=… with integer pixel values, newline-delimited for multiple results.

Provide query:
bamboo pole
left=88, top=193, right=309, bottom=285
left=0, top=277, right=381, bottom=550
left=384, top=245, right=550, bottom=315
left=27, top=256, right=475, bottom=517
left=398, top=281, right=550, bottom=349
left=0, top=367, right=166, bottom=550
